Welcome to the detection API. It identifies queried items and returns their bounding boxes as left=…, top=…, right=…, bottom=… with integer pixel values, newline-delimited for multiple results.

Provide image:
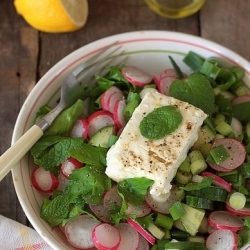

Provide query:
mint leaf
left=69, top=144, right=107, bottom=170
left=117, top=177, right=154, bottom=206
left=30, top=136, right=85, bottom=173
left=169, top=72, right=215, bottom=116
left=65, top=165, right=112, bottom=205
left=41, top=195, right=71, bottom=228
left=180, top=177, right=213, bottom=191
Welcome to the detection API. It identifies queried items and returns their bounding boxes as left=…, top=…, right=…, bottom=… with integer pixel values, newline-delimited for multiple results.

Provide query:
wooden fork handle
left=0, top=125, right=43, bottom=182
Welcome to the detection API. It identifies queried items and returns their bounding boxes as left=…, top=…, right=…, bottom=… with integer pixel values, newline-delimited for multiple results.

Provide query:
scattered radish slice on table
left=122, top=66, right=153, bottom=86
left=206, top=229, right=238, bottom=250
left=87, top=110, right=115, bottom=137
left=208, top=210, right=244, bottom=231
left=116, top=222, right=140, bottom=250
left=70, top=118, right=89, bottom=139
left=127, top=218, right=156, bottom=245
left=31, top=166, right=59, bottom=193
left=65, top=214, right=99, bottom=249
left=201, top=171, right=232, bottom=192
left=208, top=138, right=246, bottom=171
left=92, top=223, right=121, bottom=250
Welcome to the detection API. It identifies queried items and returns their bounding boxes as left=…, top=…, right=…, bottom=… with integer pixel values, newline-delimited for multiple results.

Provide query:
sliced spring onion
left=190, top=159, right=207, bottom=175
left=165, top=241, right=207, bottom=250
left=207, top=145, right=230, bottom=165
left=215, top=121, right=233, bottom=136
left=168, top=55, right=184, bottom=79
left=154, top=213, right=174, bottom=229
left=183, top=51, right=205, bottom=72
left=170, top=229, right=189, bottom=240
left=229, top=192, right=246, bottom=210
left=199, top=60, right=221, bottom=80
left=147, top=222, right=165, bottom=240
left=169, top=201, right=186, bottom=221
left=239, top=163, right=250, bottom=178
left=175, top=170, right=193, bottom=185
left=178, top=157, right=191, bottom=173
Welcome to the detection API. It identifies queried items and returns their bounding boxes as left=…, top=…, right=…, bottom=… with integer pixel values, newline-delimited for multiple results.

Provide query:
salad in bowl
left=12, top=31, right=250, bottom=250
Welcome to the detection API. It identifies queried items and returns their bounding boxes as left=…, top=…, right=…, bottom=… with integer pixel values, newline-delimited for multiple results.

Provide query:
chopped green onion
left=155, top=213, right=174, bottom=229
left=165, top=241, right=207, bottom=250
left=147, top=222, right=165, bottom=239
left=169, top=201, right=186, bottom=220
left=230, top=66, right=245, bottom=80
left=207, top=145, right=230, bottom=165
left=175, top=170, right=192, bottom=185
left=200, top=60, right=221, bottom=80
left=229, top=192, right=246, bottom=210
left=215, top=121, right=233, bottom=136
left=183, top=51, right=205, bottom=71
left=178, top=157, right=191, bottom=173
left=186, top=196, right=214, bottom=210
left=168, top=55, right=184, bottom=79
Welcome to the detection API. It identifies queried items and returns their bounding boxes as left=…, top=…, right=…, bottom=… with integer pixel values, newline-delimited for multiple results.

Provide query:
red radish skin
left=70, top=118, right=89, bottom=139
left=208, top=138, right=246, bottom=171
left=226, top=201, right=250, bottom=216
left=137, top=234, right=150, bottom=250
left=60, top=157, right=83, bottom=178
left=106, top=92, right=124, bottom=114
left=113, top=100, right=127, bottom=130
left=65, top=215, right=99, bottom=249
left=206, top=229, right=238, bottom=250
left=122, top=66, right=153, bottom=86
left=208, top=211, right=244, bottom=231
left=31, top=166, right=59, bottom=193
left=201, top=172, right=232, bottom=192
left=231, top=95, right=250, bottom=105
left=101, top=86, right=123, bottom=111
left=127, top=218, right=156, bottom=245
left=116, top=223, right=139, bottom=250
left=92, top=223, right=121, bottom=250
left=87, top=110, right=114, bottom=137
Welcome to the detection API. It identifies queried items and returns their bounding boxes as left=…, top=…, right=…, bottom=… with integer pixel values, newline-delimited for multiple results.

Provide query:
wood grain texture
left=0, top=0, right=250, bottom=229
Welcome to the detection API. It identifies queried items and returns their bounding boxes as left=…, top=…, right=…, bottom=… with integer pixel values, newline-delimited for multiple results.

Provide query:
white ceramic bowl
left=12, top=31, right=250, bottom=249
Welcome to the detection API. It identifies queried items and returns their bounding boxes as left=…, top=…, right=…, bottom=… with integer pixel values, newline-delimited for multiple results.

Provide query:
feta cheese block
left=105, top=90, right=208, bottom=200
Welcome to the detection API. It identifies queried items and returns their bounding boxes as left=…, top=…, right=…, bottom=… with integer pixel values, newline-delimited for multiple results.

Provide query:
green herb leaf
left=45, top=99, right=84, bottom=136
left=65, top=165, right=112, bottom=205
left=117, top=177, right=154, bottom=206
left=169, top=55, right=184, bottom=79
left=30, top=136, right=85, bottom=173
left=139, top=106, right=183, bottom=140
left=69, top=143, right=107, bottom=170
left=180, top=177, right=213, bottom=191
left=169, top=72, right=215, bottom=116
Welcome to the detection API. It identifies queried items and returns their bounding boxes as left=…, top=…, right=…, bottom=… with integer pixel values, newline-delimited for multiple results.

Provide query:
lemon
left=14, top=0, right=88, bottom=33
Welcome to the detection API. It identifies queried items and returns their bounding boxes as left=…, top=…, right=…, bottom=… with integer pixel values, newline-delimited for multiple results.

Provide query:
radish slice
left=231, top=95, right=250, bottom=105
left=89, top=204, right=111, bottom=223
left=113, top=100, right=127, bottom=130
left=137, top=234, right=150, bottom=250
left=206, top=229, right=238, bottom=250
left=70, top=118, right=89, bottom=139
left=157, top=75, right=177, bottom=96
left=125, top=202, right=151, bottom=218
left=208, top=138, right=246, bottom=171
left=107, top=92, right=124, bottom=114
left=60, top=157, right=83, bottom=178
left=226, top=201, right=250, bottom=216
left=87, top=110, right=114, bottom=138
left=201, top=172, right=232, bottom=192
left=116, top=222, right=139, bottom=250
left=65, top=214, right=99, bottom=249
left=127, top=218, right=156, bottom=245
left=122, top=66, right=153, bottom=86
left=145, top=186, right=182, bottom=214
left=101, top=86, right=122, bottom=111
left=103, top=186, right=123, bottom=210
left=92, top=223, right=121, bottom=250
left=31, top=166, right=59, bottom=193
left=208, top=211, right=244, bottom=231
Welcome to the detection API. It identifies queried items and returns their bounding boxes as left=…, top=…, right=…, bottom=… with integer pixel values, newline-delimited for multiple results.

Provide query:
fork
left=0, top=41, right=122, bottom=181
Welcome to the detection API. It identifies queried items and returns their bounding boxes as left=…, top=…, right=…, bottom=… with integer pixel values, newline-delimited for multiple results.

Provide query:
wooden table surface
left=1, top=0, right=250, bottom=228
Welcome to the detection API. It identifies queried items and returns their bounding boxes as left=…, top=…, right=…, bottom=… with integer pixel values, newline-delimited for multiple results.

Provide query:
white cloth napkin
left=0, top=215, right=53, bottom=250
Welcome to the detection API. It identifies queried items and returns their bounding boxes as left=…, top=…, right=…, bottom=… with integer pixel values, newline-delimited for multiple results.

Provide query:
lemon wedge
left=14, top=0, right=88, bottom=33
